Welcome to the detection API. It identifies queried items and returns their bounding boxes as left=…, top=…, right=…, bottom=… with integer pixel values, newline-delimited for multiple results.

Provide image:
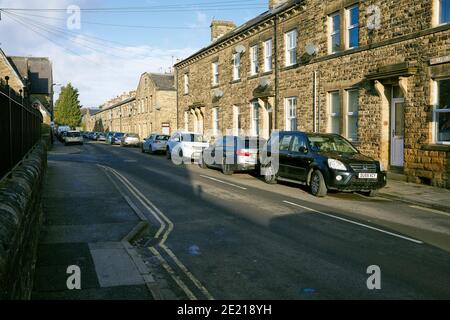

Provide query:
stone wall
left=0, top=142, right=47, bottom=299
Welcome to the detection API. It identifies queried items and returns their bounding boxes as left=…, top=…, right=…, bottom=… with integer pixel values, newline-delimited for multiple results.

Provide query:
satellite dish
left=305, top=43, right=318, bottom=56
left=259, top=78, right=270, bottom=88
left=235, top=44, right=246, bottom=54
left=213, top=89, right=224, bottom=98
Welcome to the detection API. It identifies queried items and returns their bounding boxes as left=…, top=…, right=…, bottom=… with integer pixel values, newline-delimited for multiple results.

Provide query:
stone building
left=89, top=73, right=176, bottom=138
left=175, top=0, right=450, bottom=188
left=0, top=48, right=54, bottom=124
left=8, top=55, right=54, bottom=121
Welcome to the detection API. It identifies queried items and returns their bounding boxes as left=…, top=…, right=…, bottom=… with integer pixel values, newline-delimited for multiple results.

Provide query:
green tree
left=54, top=83, right=82, bottom=127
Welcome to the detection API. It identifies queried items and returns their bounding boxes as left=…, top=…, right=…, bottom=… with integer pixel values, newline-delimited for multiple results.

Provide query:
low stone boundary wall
left=0, top=142, right=47, bottom=299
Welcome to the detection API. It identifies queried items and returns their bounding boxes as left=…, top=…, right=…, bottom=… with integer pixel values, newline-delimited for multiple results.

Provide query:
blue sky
left=0, top=0, right=267, bottom=107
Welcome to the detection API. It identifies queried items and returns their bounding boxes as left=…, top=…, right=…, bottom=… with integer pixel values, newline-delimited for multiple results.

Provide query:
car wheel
left=150, top=145, right=155, bottom=154
left=364, top=190, right=379, bottom=197
left=166, top=148, right=171, bottom=159
left=141, top=146, right=145, bottom=153
left=263, top=164, right=277, bottom=184
left=310, top=170, right=327, bottom=197
left=199, top=153, right=208, bottom=169
left=222, top=160, right=234, bottom=175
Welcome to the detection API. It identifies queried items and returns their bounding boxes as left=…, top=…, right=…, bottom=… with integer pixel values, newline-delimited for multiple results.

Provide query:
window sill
left=211, top=85, right=220, bottom=89
left=247, top=74, right=259, bottom=80
left=421, top=144, right=450, bottom=152
left=230, top=79, right=241, bottom=84
left=281, top=63, right=299, bottom=71
left=260, top=70, right=273, bottom=76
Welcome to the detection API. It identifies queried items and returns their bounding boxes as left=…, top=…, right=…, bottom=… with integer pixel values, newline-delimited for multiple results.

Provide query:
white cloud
left=0, top=0, right=197, bottom=107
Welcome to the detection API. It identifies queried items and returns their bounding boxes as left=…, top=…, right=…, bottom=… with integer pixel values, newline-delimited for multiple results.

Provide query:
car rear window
left=181, top=134, right=203, bottom=142
left=66, top=132, right=80, bottom=137
left=127, top=134, right=139, bottom=138
left=115, top=133, right=125, bottom=137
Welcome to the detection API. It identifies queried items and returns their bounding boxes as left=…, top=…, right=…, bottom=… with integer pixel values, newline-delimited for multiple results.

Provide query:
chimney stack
left=210, top=20, right=236, bottom=42
left=269, top=0, right=289, bottom=10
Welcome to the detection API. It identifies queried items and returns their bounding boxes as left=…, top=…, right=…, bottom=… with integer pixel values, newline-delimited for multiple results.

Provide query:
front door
left=390, top=98, right=405, bottom=167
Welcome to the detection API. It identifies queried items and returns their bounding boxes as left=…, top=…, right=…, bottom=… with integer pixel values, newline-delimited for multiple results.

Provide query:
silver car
left=142, top=134, right=170, bottom=154
left=120, top=133, right=140, bottom=147
left=64, top=131, right=83, bottom=146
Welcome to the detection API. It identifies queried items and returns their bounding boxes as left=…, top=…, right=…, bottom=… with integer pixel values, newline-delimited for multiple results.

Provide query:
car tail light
left=236, top=149, right=251, bottom=157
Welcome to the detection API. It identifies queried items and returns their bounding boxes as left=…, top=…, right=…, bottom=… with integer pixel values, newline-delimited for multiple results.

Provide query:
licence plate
left=358, top=173, right=378, bottom=179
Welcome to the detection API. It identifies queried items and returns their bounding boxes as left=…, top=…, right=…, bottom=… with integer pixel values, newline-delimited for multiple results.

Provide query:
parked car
left=166, top=131, right=209, bottom=161
left=64, top=131, right=83, bottom=146
left=120, top=133, right=140, bottom=147
left=261, top=131, right=387, bottom=197
left=105, top=132, right=116, bottom=144
left=112, top=132, right=125, bottom=145
left=199, top=136, right=265, bottom=175
left=97, top=133, right=106, bottom=141
left=142, top=134, right=170, bottom=154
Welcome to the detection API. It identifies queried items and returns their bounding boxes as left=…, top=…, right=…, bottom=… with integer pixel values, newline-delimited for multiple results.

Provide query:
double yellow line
left=98, top=164, right=214, bottom=300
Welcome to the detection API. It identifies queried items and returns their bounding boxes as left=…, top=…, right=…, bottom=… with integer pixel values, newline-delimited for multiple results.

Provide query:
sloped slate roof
left=175, top=0, right=303, bottom=67
left=149, top=73, right=175, bottom=91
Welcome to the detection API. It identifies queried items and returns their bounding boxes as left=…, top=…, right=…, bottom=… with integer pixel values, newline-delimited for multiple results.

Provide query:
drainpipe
left=274, top=14, right=279, bottom=131
left=313, top=71, right=317, bottom=132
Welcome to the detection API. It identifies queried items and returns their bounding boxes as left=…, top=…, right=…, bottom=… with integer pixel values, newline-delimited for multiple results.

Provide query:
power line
left=3, top=11, right=185, bottom=61
left=2, top=10, right=210, bottom=30
left=0, top=1, right=266, bottom=12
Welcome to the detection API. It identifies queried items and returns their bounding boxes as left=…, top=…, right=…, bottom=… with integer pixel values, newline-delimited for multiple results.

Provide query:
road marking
left=409, top=205, right=450, bottom=217
left=99, top=165, right=213, bottom=300
left=283, top=200, right=423, bottom=244
left=200, top=175, right=247, bottom=190
left=149, top=247, right=197, bottom=300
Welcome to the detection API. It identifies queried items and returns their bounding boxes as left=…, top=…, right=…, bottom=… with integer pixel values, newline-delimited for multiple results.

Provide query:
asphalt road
left=49, top=140, right=450, bottom=299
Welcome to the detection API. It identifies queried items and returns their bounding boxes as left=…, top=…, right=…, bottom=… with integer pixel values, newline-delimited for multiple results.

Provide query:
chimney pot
left=210, top=20, right=236, bottom=42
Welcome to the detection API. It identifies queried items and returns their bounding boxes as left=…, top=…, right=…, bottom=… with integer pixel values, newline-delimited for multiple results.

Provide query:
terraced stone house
left=90, top=73, right=177, bottom=138
left=175, top=0, right=450, bottom=188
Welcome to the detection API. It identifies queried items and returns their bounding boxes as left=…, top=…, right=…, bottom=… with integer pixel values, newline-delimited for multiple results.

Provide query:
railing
left=0, top=83, right=43, bottom=181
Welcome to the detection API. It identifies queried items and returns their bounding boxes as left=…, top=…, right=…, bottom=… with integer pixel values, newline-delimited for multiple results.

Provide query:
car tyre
left=166, top=148, right=171, bottom=159
left=310, top=170, right=327, bottom=197
left=199, top=153, right=208, bottom=169
left=364, top=190, right=379, bottom=197
left=263, top=164, right=277, bottom=184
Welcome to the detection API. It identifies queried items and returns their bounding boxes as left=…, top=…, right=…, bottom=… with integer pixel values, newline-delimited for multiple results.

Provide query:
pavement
left=32, top=141, right=154, bottom=299
left=379, top=180, right=450, bottom=214
left=33, top=140, right=450, bottom=299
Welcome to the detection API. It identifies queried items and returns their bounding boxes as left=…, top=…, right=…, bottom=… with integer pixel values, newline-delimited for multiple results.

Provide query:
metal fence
left=0, top=84, right=43, bottom=180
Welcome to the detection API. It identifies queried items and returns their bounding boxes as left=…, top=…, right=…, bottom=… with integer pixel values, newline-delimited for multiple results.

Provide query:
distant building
left=0, top=49, right=54, bottom=125
left=7, top=56, right=54, bottom=116
left=0, top=48, right=25, bottom=93
left=90, top=73, right=177, bottom=138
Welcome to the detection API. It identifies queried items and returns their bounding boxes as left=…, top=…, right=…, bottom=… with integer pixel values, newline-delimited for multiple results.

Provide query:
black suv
left=261, top=131, right=387, bottom=197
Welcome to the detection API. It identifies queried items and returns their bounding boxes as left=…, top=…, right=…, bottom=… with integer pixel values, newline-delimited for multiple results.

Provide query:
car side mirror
left=299, top=146, right=308, bottom=154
